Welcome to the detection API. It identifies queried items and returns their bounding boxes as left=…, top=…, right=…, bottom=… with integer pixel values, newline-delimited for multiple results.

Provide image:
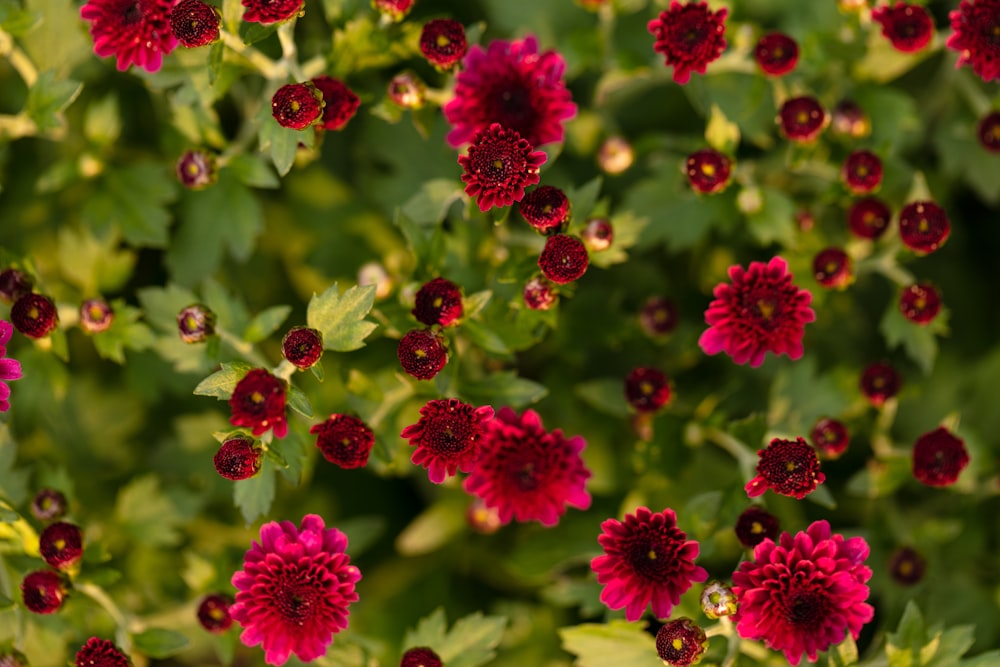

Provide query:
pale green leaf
left=132, top=628, right=190, bottom=659
left=559, top=621, right=656, bottom=667
left=243, top=305, right=292, bottom=344
left=306, top=283, right=378, bottom=352
left=234, top=464, right=275, bottom=524
left=193, top=361, right=253, bottom=399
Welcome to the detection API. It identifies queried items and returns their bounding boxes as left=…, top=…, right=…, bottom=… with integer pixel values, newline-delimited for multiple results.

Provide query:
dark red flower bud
left=519, top=185, right=571, bottom=234
left=310, top=414, right=375, bottom=469
left=229, top=369, right=288, bottom=438
left=655, top=618, right=708, bottom=666
left=177, top=303, right=216, bottom=343
left=841, top=149, right=883, bottom=195
left=640, top=296, right=679, bottom=338
left=810, top=417, right=850, bottom=459
left=848, top=197, right=891, bottom=240
left=400, top=647, right=442, bottom=667
left=754, top=32, right=799, bottom=76
left=582, top=218, right=613, bottom=252
left=30, top=488, right=68, bottom=522
left=978, top=111, right=1000, bottom=153
left=872, top=2, right=933, bottom=53
left=197, top=593, right=234, bottom=633
left=73, top=638, right=129, bottom=667
left=39, top=521, right=84, bottom=571
left=213, top=436, right=263, bottom=481
left=11, top=293, right=58, bottom=339
left=899, top=201, right=950, bottom=254
left=271, top=83, right=323, bottom=131
left=899, top=283, right=942, bottom=325
left=397, top=330, right=448, bottom=380
left=281, top=326, right=324, bottom=369
left=419, top=19, right=467, bottom=70
left=79, top=298, right=115, bottom=334
left=0, top=268, right=33, bottom=304
left=311, top=75, right=360, bottom=131
left=176, top=150, right=217, bottom=189
left=745, top=437, right=825, bottom=499
left=624, top=367, right=671, bottom=413
left=169, top=0, right=221, bottom=47
left=522, top=277, right=558, bottom=310
left=889, top=546, right=926, bottom=585
left=812, top=248, right=853, bottom=289
left=734, top=506, right=780, bottom=548
left=21, top=570, right=66, bottom=614
left=686, top=148, right=732, bottom=194
left=860, top=361, right=901, bottom=406
left=538, top=234, right=589, bottom=284
left=912, top=427, right=969, bottom=487
left=778, top=96, right=828, bottom=142
left=412, top=277, right=463, bottom=327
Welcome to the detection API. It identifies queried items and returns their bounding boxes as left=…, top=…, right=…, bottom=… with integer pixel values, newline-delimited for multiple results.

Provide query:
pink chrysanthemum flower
left=402, top=399, right=495, bottom=484
left=231, top=515, right=361, bottom=666
left=80, top=0, right=178, bottom=72
left=648, top=1, right=728, bottom=84
left=458, top=123, right=546, bottom=212
left=946, top=0, right=1000, bottom=82
left=0, top=321, right=22, bottom=413
left=698, top=256, right=815, bottom=367
left=732, top=520, right=874, bottom=666
left=745, top=437, right=826, bottom=500
left=464, top=407, right=591, bottom=526
left=872, top=3, right=934, bottom=53
left=591, top=506, right=708, bottom=621
left=443, top=35, right=577, bottom=148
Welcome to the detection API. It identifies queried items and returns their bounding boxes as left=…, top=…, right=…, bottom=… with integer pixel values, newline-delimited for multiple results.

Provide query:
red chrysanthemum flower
left=21, top=570, right=65, bottom=614
left=778, top=96, right=829, bottom=142
left=912, top=426, right=969, bottom=487
left=177, top=303, right=216, bottom=343
left=889, top=546, right=926, bottom=585
left=400, top=647, right=442, bottom=667
left=198, top=593, right=234, bottom=633
left=519, top=185, right=571, bottom=233
left=812, top=247, right=853, bottom=290
left=464, top=407, right=591, bottom=526
left=443, top=36, right=577, bottom=148
left=229, top=369, right=288, bottom=438
left=831, top=99, right=871, bottom=138
left=214, top=436, right=263, bottom=481
left=872, top=3, right=934, bottom=52
left=0, top=320, right=23, bottom=413
left=899, top=283, right=942, bottom=324
left=640, top=296, right=679, bottom=338
left=755, top=32, right=799, bottom=76
left=860, top=361, right=902, bottom=406
left=74, top=638, right=129, bottom=667
left=899, top=200, right=951, bottom=254
left=387, top=72, right=426, bottom=109
left=538, top=234, right=589, bottom=284
left=412, top=277, right=464, bottom=327
left=80, top=0, right=178, bottom=72
left=39, top=522, right=84, bottom=571
left=591, top=506, right=708, bottom=621
left=841, top=149, right=883, bottom=194
left=648, top=1, right=728, bottom=84
left=848, top=197, right=891, bottom=240
left=978, top=111, right=1000, bottom=152
left=624, top=367, right=671, bottom=413
left=522, top=276, right=558, bottom=310
left=735, top=506, right=780, bottom=549
left=372, top=0, right=412, bottom=22
left=272, top=83, right=323, bottom=131
left=310, top=414, right=375, bottom=470
left=810, top=417, right=850, bottom=459
left=656, top=618, right=708, bottom=666
left=686, top=148, right=732, bottom=194
left=230, top=515, right=361, bottom=666
left=79, top=298, right=115, bottom=334
left=243, top=0, right=301, bottom=23
left=732, top=520, right=874, bottom=666
left=397, top=329, right=448, bottom=380
left=311, top=76, right=360, bottom=131
left=169, top=0, right=220, bottom=47
left=30, top=488, right=67, bottom=522
left=458, top=123, right=546, bottom=212
left=698, top=256, right=816, bottom=368
left=0, top=268, right=33, bottom=304
left=419, top=19, right=467, bottom=70
left=401, top=399, right=495, bottom=484
left=745, top=437, right=826, bottom=499
left=946, top=0, right=1000, bottom=82
left=582, top=217, right=614, bottom=251
left=281, top=326, right=323, bottom=369
left=11, top=293, right=58, bottom=339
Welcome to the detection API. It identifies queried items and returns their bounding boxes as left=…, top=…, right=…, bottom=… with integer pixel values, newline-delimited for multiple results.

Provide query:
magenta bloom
left=872, top=3, right=934, bottom=53
left=946, top=0, right=1000, bottom=82
left=732, top=520, right=874, bottom=666
left=444, top=35, right=577, bottom=148
left=648, top=1, right=728, bottom=84
left=591, top=507, right=708, bottom=621
left=80, top=0, right=178, bottom=72
left=464, top=407, right=591, bottom=526
left=745, top=437, right=826, bottom=500
left=458, top=123, right=546, bottom=212
left=698, top=256, right=815, bottom=367
left=402, top=398, right=495, bottom=484
left=0, top=321, right=22, bottom=413
left=230, top=515, right=361, bottom=666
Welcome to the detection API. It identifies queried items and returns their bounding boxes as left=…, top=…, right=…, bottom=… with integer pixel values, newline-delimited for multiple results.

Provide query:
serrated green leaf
left=234, top=464, right=275, bottom=524
left=193, top=361, right=253, bottom=399
left=574, top=378, right=630, bottom=419
left=879, top=302, right=943, bottom=376
left=137, top=284, right=200, bottom=334
left=458, top=371, right=547, bottom=409
left=82, top=163, right=177, bottom=247
left=461, top=319, right=511, bottom=354
left=559, top=621, right=656, bottom=667
left=132, top=628, right=190, bottom=659
left=306, top=283, right=378, bottom=352
left=258, top=105, right=310, bottom=177
left=286, top=384, right=313, bottom=418
left=401, top=178, right=465, bottom=224
left=567, top=176, right=602, bottom=221
left=25, top=69, right=81, bottom=132
left=57, top=226, right=136, bottom=295
left=587, top=211, right=648, bottom=269
left=403, top=608, right=448, bottom=650
left=463, top=290, right=492, bottom=319
left=91, top=302, right=155, bottom=364
left=887, top=601, right=927, bottom=667
left=243, top=305, right=292, bottom=344
left=115, top=475, right=182, bottom=546
left=438, top=612, right=507, bottom=667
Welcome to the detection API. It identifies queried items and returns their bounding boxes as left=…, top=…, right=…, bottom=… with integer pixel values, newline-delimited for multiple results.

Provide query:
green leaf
left=574, top=378, right=630, bottom=419
left=258, top=104, right=313, bottom=177
left=132, top=628, right=190, bottom=659
left=268, top=431, right=308, bottom=484
left=463, top=290, right=493, bottom=319
left=395, top=497, right=468, bottom=556
left=82, top=162, right=178, bottom=247
left=238, top=19, right=279, bottom=45
left=807, top=483, right=837, bottom=510
left=403, top=608, right=448, bottom=650
left=83, top=94, right=122, bottom=146
left=566, top=176, right=602, bottom=221
left=887, top=601, right=928, bottom=667
left=879, top=300, right=946, bottom=376
left=461, top=319, right=511, bottom=354
left=458, top=371, right=548, bottom=409
left=404, top=609, right=507, bottom=667
left=0, top=425, right=30, bottom=505
left=306, top=283, right=378, bottom=352
left=234, top=464, right=276, bottom=524
left=827, top=635, right=859, bottom=667
left=115, top=475, right=183, bottom=546
left=395, top=209, right=445, bottom=271
left=0, top=0, right=41, bottom=35
left=286, top=384, right=313, bottom=418
left=559, top=621, right=656, bottom=667
left=137, top=283, right=200, bottom=334
left=0, top=591, right=14, bottom=610
left=193, top=362, right=253, bottom=399
left=24, top=69, right=81, bottom=132
left=243, top=305, right=292, bottom=344
left=401, top=178, right=465, bottom=224
left=91, top=302, right=155, bottom=364
left=746, top=187, right=796, bottom=247
left=705, top=103, right=741, bottom=154
left=57, top=226, right=136, bottom=295
left=227, top=153, right=280, bottom=189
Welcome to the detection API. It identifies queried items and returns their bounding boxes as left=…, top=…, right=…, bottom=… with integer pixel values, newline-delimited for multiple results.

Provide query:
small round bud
left=597, top=136, right=634, bottom=175
left=640, top=296, right=679, bottom=338
left=912, top=426, right=969, bottom=487
left=842, top=149, right=882, bottom=195
left=889, top=546, right=926, bottom=586
left=848, top=197, right=891, bottom=240
left=358, top=261, right=393, bottom=299
left=412, top=277, right=463, bottom=327
left=977, top=111, right=1000, bottom=153
left=810, top=417, right=850, bottom=459
left=397, top=329, right=448, bottom=380
left=0, top=268, right=33, bottom=304
left=466, top=499, right=502, bottom=535
left=169, top=0, right=221, bottom=47
left=655, top=618, right=707, bottom=666
left=39, top=521, right=84, bottom=571
left=388, top=72, right=426, bottom=109
left=754, top=32, right=798, bottom=76
left=519, top=185, right=571, bottom=234
left=581, top=218, right=613, bottom=252
left=419, top=19, right=467, bottom=70
left=624, top=367, right=671, bottom=413
left=538, top=234, right=589, bottom=284
left=522, top=277, right=558, bottom=311
left=899, top=283, right=942, bottom=325
left=686, top=149, right=732, bottom=194
left=899, top=201, right=950, bottom=254
left=31, top=488, right=68, bottom=522
left=777, top=96, right=828, bottom=142
left=700, top=581, right=737, bottom=619
left=176, top=150, right=217, bottom=189
left=831, top=100, right=871, bottom=138
left=197, top=593, right=234, bottom=633
left=79, top=298, right=115, bottom=334
left=734, top=506, right=780, bottom=548
left=860, top=361, right=901, bottom=407
left=281, top=326, right=324, bottom=369
left=177, top=303, right=216, bottom=343
left=812, top=248, right=853, bottom=289
left=400, top=647, right=442, bottom=667
left=271, top=83, right=323, bottom=131
left=11, top=293, right=58, bottom=339
left=213, top=436, right=263, bottom=481
left=21, top=570, right=66, bottom=614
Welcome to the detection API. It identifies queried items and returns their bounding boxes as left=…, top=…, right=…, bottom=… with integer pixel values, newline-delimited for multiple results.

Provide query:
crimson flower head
left=978, top=111, right=1000, bottom=152
left=243, top=0, right=301, bottom=23
left=732, top=520, right=874, bottom=666
left=591, top=506, right=708, bottom=621
left=310, top=414, right=375, bottom=470
left=80, top=0, right=178, bottom=72
left=74, top=638, right=129, bottom=667
left=842, top=150, right=883, bottom=194
left=397, top=329, right=448, bottom=380
left=745, top=437, right=825, bottom=500
left=860, top=361, right=902, bottom=406
left=656, top=618, right=708, bottom=666
left=229, top=369, right=288, bottom=438
left=686, top=148, right=732, bottom=194
left=21, top=570, right=66, bottom=614
left=464, top=407, right=591, bottom=526
left=899, top=283, right=942, bottom=324
left=214, top=436, right=263, bottom=481
left=899, top=201, right=950, bottom=254
left=198, top=593, right=234, bottom=633
left=412, top=277, right=464, bottom=327
left=231, top=515, right=361, bottom=666
left=698, top=256, right=816, bottom=368
left=523, top=276, right=558, bottom=310
left=40, top=521, right=84, bottom=571
left=0, top=268, right=33, bottom=304
left=848, top=197, right=891, bottom=240
left=458, top=123, right=546, bottom=212
left=810, top=417, right=850, bottom=459
left=889, top=546, right=926, bottom=585
left=640, top=296, right=679, bottom=338
left=519, top=185, right=571, bottom=234
left=11, top=293, right=59, bottom=339
left=444, top=35, right=577, bottom=148
left=400, top=647, right=442, bottom=667
left=80, top=298, right=115, bottom=334
left=624, top=367, right=671, bottom=413
left=538, top=234, right=589, bottom=284
left=813, top=247, right=853, bottom=290
left=912, top=426, right=969, bottom=487
left=372, top=0, right=413, bottom=22
left=648, top=1, right=728, bottom=84
left=402, top=399, right=495, bottom=484
left=778, top=96, right=829, bottom=142
left=0, top=320, right=23, bottom=413
left=272, top=83, right=324, bottom=131
left=582, top=218, right=614, bottom=252
left=281, top=326, right=324, bottom=369
left=169, top=0, right=220, bottom=48
left=872, top=3, right=934, bottom=52
left=420, top=19, right=467, bottom=70
left=177, top=303, right=216, bottom=343
left=946, top=0, right=1000, bottom=82
left=734, top=506, right=780, bottom=548
left=755, top=32, right=799, bottom=76
left=311, top=76, right=361, bottom=131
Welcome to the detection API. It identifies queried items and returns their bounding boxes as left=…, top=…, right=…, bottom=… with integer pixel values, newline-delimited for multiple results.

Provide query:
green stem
left=0, top=113, right=37, bottom=140
left=0, top=29, right=38, bottom=87
left=220, top=29, right=285, bottom=80
left=277, top=22, right=305, bottom=82
left=367, top=381, right=415, bottom=430
left=77, top=581, right=134, bottom=650
left=216, top=326, right=270, bottom=368
left=703, top=426, right=758, bottom=469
